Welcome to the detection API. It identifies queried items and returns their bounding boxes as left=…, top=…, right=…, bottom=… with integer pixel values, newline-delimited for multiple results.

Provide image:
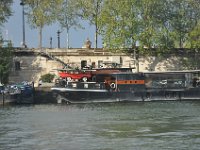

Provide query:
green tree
left=56, top=0, right=82, bottom=48
left=189, top=23, right=200, bottom=48
left=136, top=0, right=157, bottom=50
left=76, top=0, right=104, bottom=48
left=149, top=0, right=175, bottom=49
left=40, top=73, right=55, bottom=83
left=99, top=0, right=142, bottom=72
left=169, top=0, right=199, bottom=48
left=0, top=0, right=13, bottom=26
left=99, top=0, right=139, bottom=49
left=0, top=48, right=13, bottom=84
left=97, top=0, right=200, bottom=71
left=24, top=0, right=63, bottom=48
left=0, top=0, right=13, bottom=83
left=187, top=0, right=200, bottom=48
left=99, top=0, right=200, bottom=50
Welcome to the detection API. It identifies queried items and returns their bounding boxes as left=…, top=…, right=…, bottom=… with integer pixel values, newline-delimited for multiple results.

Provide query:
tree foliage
left=0, top=0, right=13, bottom=27
left=98, top=0, right=200, bottom=52
left=0, top=0, right=13, bottom=83
left=24, top=0, right=63, bottom=48
left=189, top=22, right=200, bottom=48
left=0, top=48, right=13, bottom=84
left=99, top=0, right=139, bottom=49
left=56, top=0, right=82, bottom=48
left=40, top=73, right=55, bottom=83
left=168, top=0, right=200, bottom=48
left=76, top=0, right=104, bottom=48
left=14, top=0, right=200, bottom=51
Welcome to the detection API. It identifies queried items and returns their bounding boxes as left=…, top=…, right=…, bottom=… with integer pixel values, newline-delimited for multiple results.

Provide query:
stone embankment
left=10, top=47, right=199, bottom=85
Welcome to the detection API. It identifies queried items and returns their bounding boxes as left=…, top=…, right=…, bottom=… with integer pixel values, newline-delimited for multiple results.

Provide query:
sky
left=1, top=0, right=102, bottom=48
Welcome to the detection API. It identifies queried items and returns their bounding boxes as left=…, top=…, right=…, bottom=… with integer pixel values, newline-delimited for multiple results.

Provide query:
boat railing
left=67, top=81, right=107, bottom=90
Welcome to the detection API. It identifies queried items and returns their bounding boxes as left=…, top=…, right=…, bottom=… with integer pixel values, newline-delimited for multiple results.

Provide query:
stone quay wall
left=9, top=47, right=199, bottom=86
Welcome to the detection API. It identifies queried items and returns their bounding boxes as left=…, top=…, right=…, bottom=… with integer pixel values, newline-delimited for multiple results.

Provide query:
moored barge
left=51, top=69, right=200, bottom=103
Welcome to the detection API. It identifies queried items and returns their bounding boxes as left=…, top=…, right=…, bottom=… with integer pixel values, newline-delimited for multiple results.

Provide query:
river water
left=0, top=101, right=200, bottom=150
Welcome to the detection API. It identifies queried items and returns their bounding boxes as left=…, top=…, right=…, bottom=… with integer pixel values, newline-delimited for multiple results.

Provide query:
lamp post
left=57, top=30, right=61, bottom=48
left=20, top=0, right=27, bottom=48
left=50, top=37, right=52, bottom=49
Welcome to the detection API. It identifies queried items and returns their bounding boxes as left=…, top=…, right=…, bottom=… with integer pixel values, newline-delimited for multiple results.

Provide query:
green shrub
left=40, top=73, right=55, bottom=83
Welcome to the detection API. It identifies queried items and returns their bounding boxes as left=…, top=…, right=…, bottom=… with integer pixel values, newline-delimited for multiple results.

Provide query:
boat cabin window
left=116, top=73, right=144, bottom=80
left=95, top=73, right=144, bottom=82
left=95, top=74, right=116, bottom=82
left=144, top=73, right=186, bottom=88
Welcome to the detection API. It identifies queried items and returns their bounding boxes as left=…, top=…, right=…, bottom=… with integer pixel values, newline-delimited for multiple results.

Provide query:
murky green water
left=0, top=101, right=200, bottom=150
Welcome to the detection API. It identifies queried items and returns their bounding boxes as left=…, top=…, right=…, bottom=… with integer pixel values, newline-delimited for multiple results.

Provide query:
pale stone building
left=9, top=47, right=198, bottom=86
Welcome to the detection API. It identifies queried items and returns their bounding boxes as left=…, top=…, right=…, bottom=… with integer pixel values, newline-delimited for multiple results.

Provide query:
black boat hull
left=52, top=87, right=200, bottom=104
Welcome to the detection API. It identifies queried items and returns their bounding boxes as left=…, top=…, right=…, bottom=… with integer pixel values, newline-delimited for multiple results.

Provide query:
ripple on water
left=0, top=101, right=200, bottom=150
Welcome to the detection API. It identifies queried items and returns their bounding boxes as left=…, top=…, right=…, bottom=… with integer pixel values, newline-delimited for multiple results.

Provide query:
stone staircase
left=38, top=51, right=73, bottom=69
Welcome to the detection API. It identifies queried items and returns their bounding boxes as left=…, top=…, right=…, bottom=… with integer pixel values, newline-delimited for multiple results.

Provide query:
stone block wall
left=9, top=48, right=199, bottom=86
left=9, top=55, right=61, bottom=86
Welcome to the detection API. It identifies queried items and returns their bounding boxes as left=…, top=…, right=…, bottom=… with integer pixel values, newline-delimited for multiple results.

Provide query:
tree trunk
left=95, top=24, right=98, bottom=49
left=94, top=1, right=99, bottom=49
left=66, top=28, right=69, bottom=49
left=39, top=25, right=43, bottom=49
left=179, top=33, right=183, bottom=48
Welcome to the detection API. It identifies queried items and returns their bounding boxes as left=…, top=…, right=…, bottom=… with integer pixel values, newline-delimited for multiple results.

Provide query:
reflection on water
left=0, top=101, right=200, bottom=150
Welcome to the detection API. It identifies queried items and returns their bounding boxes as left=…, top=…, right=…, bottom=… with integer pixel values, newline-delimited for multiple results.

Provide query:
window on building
left=15, top=61, right=21, bottom=70
left=120, top=56, right=123, bottom=65
left=91, top=62, right=96, bottom=68
left=98, top=60, right=103, bottom=68
left=81, top=60, right=87, bottom=69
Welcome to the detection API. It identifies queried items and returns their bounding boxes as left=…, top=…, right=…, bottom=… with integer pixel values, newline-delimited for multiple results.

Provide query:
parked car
left=58, top=69, right=92, bottom=82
